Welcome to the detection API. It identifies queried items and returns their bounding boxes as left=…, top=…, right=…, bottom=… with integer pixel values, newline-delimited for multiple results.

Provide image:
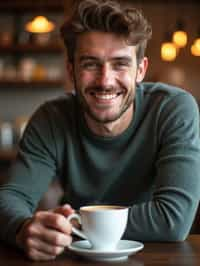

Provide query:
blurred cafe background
left=0, top=0, right=200, bottom=180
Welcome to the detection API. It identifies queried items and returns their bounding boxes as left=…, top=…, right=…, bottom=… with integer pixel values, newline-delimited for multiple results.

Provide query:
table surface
left=0, top=235, right=200, bottom=266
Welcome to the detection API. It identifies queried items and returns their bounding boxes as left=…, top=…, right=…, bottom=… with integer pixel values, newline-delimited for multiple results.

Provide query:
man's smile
left=86, top=89, right=125, bottom=108
left=85, top=85, right=125, bottom=105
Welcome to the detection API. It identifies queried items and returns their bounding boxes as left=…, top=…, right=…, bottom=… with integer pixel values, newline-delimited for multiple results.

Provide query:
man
left=0, top=0, right=200, bottom=261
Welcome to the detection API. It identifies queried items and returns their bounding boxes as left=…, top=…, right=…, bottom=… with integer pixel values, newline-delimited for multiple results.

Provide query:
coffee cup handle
left=67, top=213, right=87, bottom=240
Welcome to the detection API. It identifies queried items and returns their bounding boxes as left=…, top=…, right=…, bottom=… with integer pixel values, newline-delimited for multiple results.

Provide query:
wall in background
left=141, top=2, right=200, bottom=99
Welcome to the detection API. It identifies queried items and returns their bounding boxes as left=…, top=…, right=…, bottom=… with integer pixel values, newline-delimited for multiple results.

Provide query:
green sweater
left=0, top=82, right=200, bottom=246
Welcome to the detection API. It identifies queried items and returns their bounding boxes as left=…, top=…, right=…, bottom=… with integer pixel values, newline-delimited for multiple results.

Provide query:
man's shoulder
left=29, top=92, right=77, bottom=127
left=43, top=92, right=76, bottom=109
left=139, top=82, right=187, bottom=98
left=138, top=82, right=198, bottom=108
left=37, top=92, right=76, bottom=116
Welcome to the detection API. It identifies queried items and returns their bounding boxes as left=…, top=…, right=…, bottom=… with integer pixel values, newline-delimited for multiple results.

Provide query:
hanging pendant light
left=191, top=44, right=200, bottom=56
left=173, top=31, right=187, bottom=48
left=25, top=15, right=55, bottom=33
left=161, top=32, right=177, bottom=62
left=161, top=42, right=177, bottom=61
left=172, top=20, right=188, bottom=48
left=194, top=38, right=200, bottom=50
left=191, top=27, right=200, bottom=56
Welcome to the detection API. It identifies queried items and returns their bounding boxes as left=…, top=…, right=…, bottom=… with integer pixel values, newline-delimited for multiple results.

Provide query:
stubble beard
left=75, top=84, right=135, bottom=124
left=72, top=68, right=137, bottom=124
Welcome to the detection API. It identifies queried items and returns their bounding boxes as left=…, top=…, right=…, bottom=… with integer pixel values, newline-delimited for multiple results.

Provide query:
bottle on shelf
left=0, top=121, right=14, bottom=150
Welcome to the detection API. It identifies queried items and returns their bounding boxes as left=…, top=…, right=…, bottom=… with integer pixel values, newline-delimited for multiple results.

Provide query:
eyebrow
left=112, top=57, right=133, bottom=63
left=79, top=56, right=133, bottom=63
left=79, top=56, right=99, bottom=62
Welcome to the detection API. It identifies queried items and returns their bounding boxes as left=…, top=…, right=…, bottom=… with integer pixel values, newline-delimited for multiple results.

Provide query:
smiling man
left=72, top=31, right=147, bottom=136
left=0, top=0, right=200, bottom=262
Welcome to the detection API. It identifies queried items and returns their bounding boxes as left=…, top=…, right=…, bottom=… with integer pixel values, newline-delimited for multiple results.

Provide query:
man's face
left=69, top=31, right=147, bottom=123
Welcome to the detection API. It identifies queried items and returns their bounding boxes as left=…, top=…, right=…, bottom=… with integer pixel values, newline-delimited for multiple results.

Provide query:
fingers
left=28, top=223, right=72, bottom=247
left=16, top=209, right=74, bottom=261
left=34, top=211, right=73, bottom=235
left=54, top=204, right=75, bottom=217
left=26, top=237, right=65, bottom=257
left=23, top=223, right=72, bottom=261
left=53, top=204, right=80, bottom=229
left=26, top=248, right=56, bottom=261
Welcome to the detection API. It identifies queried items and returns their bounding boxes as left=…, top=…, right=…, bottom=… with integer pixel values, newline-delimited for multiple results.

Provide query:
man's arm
left=0, top=104, right=59, bottom=246
left=124, top=92, right=200, bottom=241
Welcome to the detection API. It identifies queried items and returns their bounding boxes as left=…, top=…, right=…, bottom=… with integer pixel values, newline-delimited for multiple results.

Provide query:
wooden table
left=0, top=235, right=200, bottom=266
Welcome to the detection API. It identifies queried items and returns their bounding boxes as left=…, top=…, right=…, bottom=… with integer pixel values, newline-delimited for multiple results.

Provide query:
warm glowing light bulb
left=191, top=43, right=200, bottom=56
left=25, top=16, right=55, bottom=33
left=172, top=31, right=187, bottom=48
left=194, top=38, right=200, bottom=50
left=161, top=42, right=177, bottom=61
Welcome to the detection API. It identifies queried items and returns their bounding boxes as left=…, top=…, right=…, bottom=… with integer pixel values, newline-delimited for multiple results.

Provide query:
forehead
left=75, top=31, right=136, bottom=59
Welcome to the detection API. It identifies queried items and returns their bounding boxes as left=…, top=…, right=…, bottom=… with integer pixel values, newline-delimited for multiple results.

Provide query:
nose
left=97, top=64, right=115, bottom=88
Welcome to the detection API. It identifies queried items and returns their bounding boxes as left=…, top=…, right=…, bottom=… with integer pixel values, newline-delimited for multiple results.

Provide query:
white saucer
left=68, top=240, right=144, bottom=261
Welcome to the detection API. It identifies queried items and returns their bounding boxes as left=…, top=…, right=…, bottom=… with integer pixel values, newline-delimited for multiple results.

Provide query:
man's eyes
left=80, top=61, right=131, bottom=70
left=81, top=61, right=100, bottom=69
left=113, top=62, right=130, bottom=69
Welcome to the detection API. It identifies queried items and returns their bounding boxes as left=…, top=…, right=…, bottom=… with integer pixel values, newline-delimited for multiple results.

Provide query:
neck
left=85, top=104, right=134, bottom=137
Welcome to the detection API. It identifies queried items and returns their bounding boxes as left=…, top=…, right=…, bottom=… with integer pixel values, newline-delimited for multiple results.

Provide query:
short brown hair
left=60, top=0, right=152, bottom=64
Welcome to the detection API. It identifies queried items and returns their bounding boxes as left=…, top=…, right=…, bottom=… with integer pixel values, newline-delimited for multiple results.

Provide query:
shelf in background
left=0, top=79, right=64, bottom=89
left=0, top=44, right=64, bottom=54
left=0, top=1, right=65, bottom=12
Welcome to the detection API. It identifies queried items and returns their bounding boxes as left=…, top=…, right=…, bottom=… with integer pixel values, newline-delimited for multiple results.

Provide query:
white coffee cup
left=67, top=205, right=129, bottom=251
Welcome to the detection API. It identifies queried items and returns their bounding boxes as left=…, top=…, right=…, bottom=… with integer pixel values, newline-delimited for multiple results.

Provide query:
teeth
left=95, top=94, right=117, bottom=100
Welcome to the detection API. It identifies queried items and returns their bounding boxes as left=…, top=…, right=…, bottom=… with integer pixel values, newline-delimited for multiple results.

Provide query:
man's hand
left=16, top=204, right=75, bottom=261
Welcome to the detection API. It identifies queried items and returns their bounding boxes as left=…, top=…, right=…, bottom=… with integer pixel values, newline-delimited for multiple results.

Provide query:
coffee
left=81, top=205, right=126, bottom=211
left=67, top=205, right=129, bottom=251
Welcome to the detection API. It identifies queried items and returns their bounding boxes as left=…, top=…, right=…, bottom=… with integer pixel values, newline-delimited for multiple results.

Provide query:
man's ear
left=136, top=57, right=148, bottom=83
